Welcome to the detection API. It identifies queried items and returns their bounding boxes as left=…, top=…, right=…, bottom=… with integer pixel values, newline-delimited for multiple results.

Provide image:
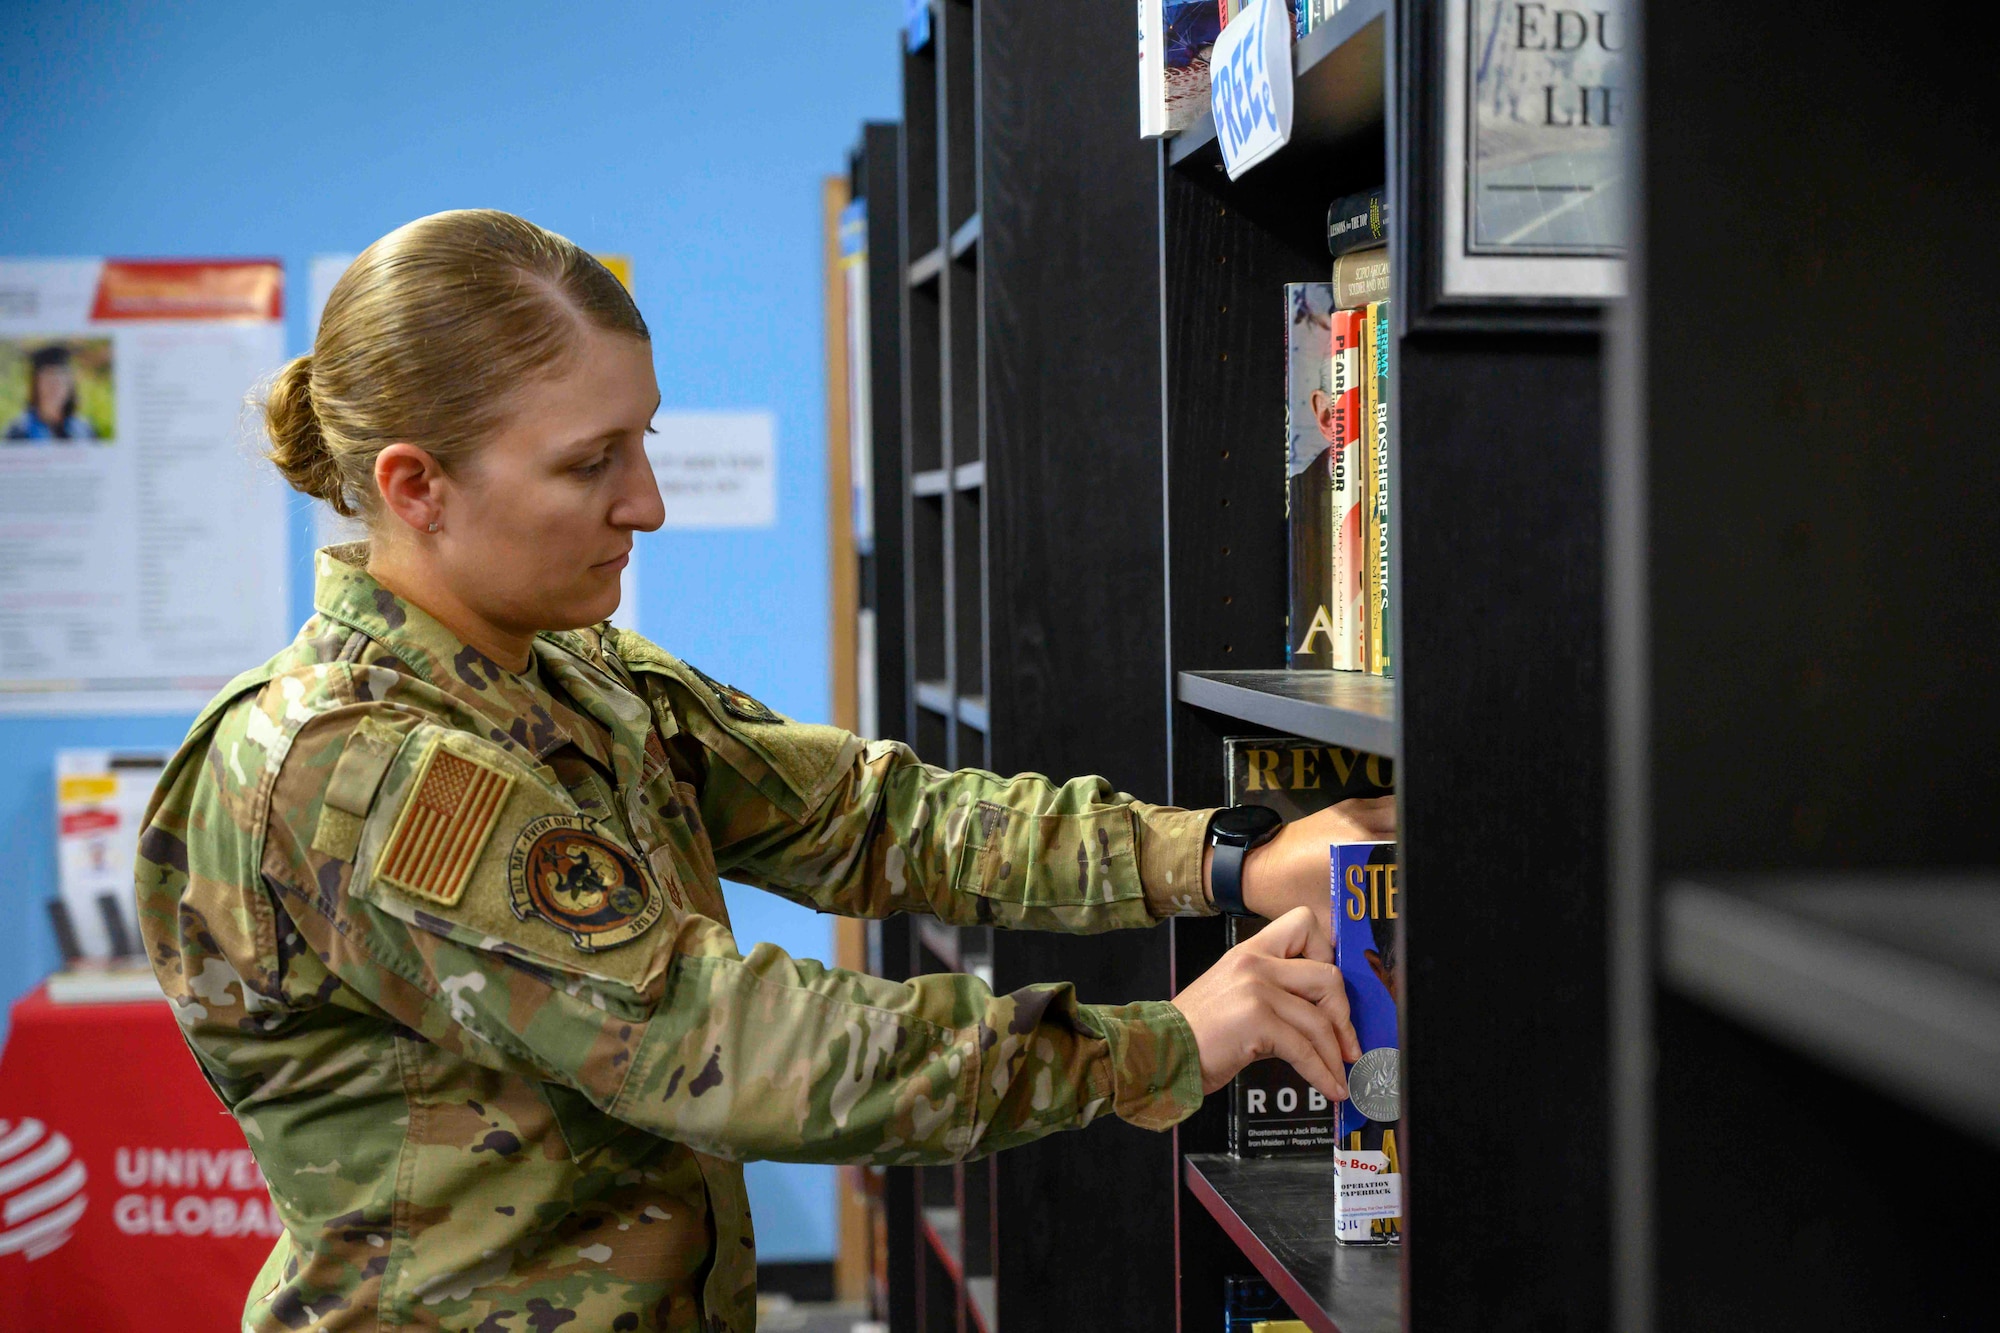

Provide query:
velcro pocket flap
left=615, top=637, right=863, bottom=822
left=956, top=802, right=1143, bottom=908
left=312, top=712, right=419, bottom=861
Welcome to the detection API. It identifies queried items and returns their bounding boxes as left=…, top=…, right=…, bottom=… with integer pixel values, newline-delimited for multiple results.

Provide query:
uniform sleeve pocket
left=956, top=803, right=1142, bottom=908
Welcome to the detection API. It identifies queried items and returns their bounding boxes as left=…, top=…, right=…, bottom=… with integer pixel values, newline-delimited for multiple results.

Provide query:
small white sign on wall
left=645, top=411, right=776, bottom=529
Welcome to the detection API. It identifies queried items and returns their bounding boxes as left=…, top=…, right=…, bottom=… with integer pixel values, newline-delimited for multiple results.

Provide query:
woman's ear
left=374, top=443, right=446, bottom=535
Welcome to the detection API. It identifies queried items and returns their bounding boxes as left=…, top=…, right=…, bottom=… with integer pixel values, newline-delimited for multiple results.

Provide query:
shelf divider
left=1663, top=876, right=2000, bottom=1146
left=1183, top=1154, right=1400, bottom=1333
left=950, top=212, right=982, bottom=259
left=1178, top=670, right=1394, bottom=756
left=908, top=246, right=946, bottom=287
left=915, top=678, right=955, bottom=716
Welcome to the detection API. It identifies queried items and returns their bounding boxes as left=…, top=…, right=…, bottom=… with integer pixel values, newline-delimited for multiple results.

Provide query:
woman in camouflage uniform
left=136, top=210, right=1392, bottom=1332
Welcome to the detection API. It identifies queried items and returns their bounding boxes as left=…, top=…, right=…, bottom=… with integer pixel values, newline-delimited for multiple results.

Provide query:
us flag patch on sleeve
left=377, top=739, right=515, bottom=907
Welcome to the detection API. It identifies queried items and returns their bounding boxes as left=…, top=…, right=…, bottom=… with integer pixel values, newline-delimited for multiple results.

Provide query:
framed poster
left=1414, top=0, right=1630, bottom=322
left=0, top=259, right=291, bottom=715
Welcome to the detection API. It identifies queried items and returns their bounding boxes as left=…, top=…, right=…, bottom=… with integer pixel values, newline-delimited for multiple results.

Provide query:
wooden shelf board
left=1178, top=670, right=1394, bottom=756
left=913, top=468, right=950, bottom=497
left=1663, top=875, right=2000, bottom=1146
left=1168, top=0, right=1388, bottom=169
left=1183, top=1154, right=1400, bottom=1333
left=915, top=679, right=955, bottom=716
left=908, top=246, right=945, bottom=287
left=951, top=213, right=982, bottom=259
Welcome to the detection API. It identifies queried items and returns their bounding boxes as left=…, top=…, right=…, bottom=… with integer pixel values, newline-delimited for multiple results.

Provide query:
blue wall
left=0, top=0, right=898, bottom=1260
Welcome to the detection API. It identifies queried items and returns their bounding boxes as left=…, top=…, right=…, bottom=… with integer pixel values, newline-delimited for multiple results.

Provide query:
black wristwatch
left=1205, top=805, right=1284, bottom=916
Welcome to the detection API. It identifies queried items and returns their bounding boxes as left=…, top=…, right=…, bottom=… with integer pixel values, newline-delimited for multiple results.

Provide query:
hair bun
left=262, top=354, right=351, bottom=515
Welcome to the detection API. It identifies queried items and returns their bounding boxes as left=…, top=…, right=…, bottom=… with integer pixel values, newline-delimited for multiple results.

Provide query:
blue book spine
left=1332, top=841, right=1402, bottom=1244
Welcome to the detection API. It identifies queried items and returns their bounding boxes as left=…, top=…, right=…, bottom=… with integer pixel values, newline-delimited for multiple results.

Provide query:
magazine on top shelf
left=1284, top=282, right=1339, bottom=669
left=1139, top=0, right=1222, bottom=138
left=1223, top=736, right=1394, bottom=1157
left=1332, top=840, right=1402, bottom=1243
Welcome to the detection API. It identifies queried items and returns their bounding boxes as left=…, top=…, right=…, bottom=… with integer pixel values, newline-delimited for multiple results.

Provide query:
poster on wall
left=1440, top=0, right=1628, bottom=301
left=0, top=259, right=291, bottom=715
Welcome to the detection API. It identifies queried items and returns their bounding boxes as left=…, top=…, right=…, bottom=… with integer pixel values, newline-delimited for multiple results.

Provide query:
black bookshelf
left=852, top=0, right=1592, bottom=1326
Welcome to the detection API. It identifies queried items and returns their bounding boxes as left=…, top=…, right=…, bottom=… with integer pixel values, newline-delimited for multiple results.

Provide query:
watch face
left=1212, top=804, right=1284, bottom=843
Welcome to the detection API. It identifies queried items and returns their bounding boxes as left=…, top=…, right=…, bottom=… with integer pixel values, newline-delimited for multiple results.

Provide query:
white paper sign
left=1209, top=0, right=1294, bottom=180
left=56, top=749, right=167, bottom=958
left=0, top=258, right=291, bottom=715
left=1334, top=1149, right=1403, bottom=1225
left=644, top=411, right=776, bottom=529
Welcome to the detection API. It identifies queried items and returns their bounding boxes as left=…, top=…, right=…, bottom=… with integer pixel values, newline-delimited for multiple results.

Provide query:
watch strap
left=1209, top=838, right=1252, bottom=916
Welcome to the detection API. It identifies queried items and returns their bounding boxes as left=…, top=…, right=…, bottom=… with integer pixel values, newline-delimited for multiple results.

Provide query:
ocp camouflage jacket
left=135, top=545, right=1213, bottom=1332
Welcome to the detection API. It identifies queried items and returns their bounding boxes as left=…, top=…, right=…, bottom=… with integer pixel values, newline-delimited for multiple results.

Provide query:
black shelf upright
left=1608, top=0, right=2000, bottom=1328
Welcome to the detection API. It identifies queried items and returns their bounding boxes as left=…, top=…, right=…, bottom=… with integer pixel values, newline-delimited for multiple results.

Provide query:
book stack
left=1286, top=185, right=1392, bottom=676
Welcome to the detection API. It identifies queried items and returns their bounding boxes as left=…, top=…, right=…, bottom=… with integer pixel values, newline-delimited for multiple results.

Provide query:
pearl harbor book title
left=1224, top=737, right=1394, bottom=1157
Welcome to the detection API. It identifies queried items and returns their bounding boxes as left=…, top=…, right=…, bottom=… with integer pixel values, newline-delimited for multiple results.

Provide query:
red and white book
left=1328, top=309, right=1365, bottom=670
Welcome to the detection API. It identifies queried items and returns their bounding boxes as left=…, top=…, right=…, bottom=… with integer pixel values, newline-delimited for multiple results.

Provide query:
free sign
left=1208, top=0, right=1294, bottom=180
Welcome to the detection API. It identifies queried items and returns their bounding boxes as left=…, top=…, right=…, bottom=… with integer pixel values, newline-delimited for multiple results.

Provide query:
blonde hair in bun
left=259, top=208, right=647, bottom=520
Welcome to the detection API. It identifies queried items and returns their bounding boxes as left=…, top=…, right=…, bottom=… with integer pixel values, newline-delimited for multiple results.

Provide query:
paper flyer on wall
left=0, top=258, right=291, bottom=714
left=55, top=748, right=168, bottom=959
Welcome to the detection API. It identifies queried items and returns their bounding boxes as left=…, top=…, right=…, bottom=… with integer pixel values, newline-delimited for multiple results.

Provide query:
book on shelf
left=1223, top=1275, right=1297, bottom=1331
left=1285, top=281, right=1338, bottom=670
left=1329, top=308, right=1366, bottom=670
left=1291, top=0, right=1350, bottom=38
left=1333, top=840, right=1402, bottom=1245
left=1328, top=185, right=1389, bottom=258
left=1366, top=298, right=1393, bottom=675
left=1334, top=246, right=1390, bottom=310
left=1139, top=0, right=1222, bottom=138
left=1223, top=737, right=1394, bottom=1158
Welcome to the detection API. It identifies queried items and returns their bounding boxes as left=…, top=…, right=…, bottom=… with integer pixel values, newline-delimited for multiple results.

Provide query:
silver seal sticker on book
left=1349, top=1047, right=1401, bottom=1123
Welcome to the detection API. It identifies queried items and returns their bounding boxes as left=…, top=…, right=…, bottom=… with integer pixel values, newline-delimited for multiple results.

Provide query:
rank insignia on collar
left=686, top=664, right=781, bottom=724
left=506, top=814, right=664, bottom=951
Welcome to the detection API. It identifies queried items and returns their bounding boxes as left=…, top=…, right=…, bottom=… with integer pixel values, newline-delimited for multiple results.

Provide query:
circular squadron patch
left=507, top=814, right=664, bottom=951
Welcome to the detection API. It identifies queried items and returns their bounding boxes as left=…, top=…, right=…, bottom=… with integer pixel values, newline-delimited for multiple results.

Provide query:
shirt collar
left=311, top=543, right=575, bottom=760
left=310, top=544, right=662, bottom=788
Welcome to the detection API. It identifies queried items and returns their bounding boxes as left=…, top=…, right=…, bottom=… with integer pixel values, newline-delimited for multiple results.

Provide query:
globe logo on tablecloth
left=0, top=1118, right=87, bottom=1261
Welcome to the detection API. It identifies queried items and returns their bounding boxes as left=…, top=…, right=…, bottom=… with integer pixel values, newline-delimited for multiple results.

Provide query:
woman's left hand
left=1206, top=797, right=1398, bottom=933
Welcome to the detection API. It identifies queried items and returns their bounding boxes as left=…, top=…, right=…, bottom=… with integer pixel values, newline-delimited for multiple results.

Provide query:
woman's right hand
left=1169, top=906, right=1361, bottom=1101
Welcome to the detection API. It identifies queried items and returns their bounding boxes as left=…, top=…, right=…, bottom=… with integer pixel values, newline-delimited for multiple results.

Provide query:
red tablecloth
left=0, top=983, right=274, bottom=1330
